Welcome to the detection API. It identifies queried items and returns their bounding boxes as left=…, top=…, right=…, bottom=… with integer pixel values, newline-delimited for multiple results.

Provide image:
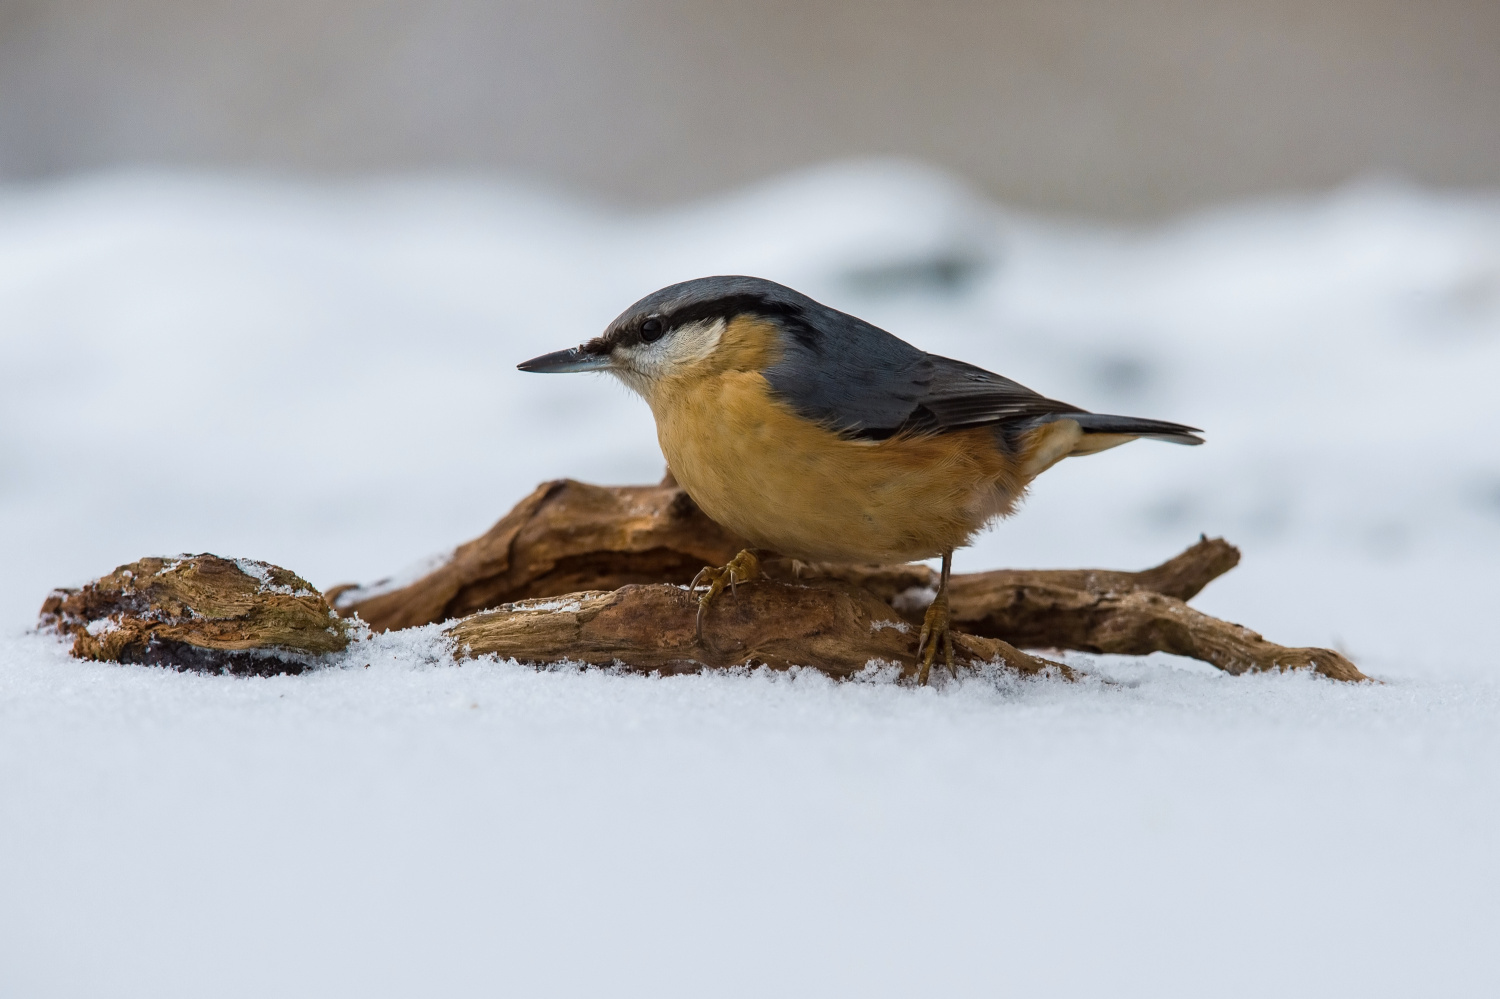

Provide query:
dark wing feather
left=893, top=355, right=1082, bottom=438
left=744, top=282, right=1201, bottom=444
left=760, top=300, right=1078, bottom=440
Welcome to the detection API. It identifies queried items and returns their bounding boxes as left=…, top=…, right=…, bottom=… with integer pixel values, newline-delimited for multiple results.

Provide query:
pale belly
left=649, top=370, right=1027, bottom=563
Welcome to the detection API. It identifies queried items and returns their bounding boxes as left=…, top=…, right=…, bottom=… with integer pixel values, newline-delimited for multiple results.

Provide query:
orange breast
left=646, top=367, right=1034, bottom=563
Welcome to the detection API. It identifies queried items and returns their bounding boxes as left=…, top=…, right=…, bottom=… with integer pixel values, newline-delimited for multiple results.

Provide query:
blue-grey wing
left=760, top=302, right=1078, bottom=440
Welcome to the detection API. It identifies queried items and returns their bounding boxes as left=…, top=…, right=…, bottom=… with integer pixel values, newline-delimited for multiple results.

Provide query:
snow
left=504, top=596, right=588, bottom=614
left=233, top=556, right=315, bottom=597
left=1, top=162, right=1498, bottom=995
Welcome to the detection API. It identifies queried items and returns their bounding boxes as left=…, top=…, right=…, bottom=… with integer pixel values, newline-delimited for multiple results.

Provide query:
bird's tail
left=1036, top=411, right=1204, bottom=446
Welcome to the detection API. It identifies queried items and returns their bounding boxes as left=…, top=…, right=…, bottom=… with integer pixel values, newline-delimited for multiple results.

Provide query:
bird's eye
left=640, top=318, right=664, bottom=343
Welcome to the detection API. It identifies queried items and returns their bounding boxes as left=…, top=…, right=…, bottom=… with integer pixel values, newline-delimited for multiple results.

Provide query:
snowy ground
left=2, top=163, right=1498, bottom=996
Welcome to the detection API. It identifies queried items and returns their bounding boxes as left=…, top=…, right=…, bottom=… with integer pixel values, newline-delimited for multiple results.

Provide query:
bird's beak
left=516, top=346, right=612, bottom=373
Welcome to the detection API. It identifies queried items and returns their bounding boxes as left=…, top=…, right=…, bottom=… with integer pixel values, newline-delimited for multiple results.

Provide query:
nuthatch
left=520, top=276, right=1201, bottom=682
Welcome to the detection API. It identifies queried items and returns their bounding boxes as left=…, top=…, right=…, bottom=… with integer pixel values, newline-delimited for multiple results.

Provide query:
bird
left=519, top=275, right=1201, bottom=683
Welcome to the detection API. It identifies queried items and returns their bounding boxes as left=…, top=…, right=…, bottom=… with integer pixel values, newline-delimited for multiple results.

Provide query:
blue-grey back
left=613, top=276, right=1199, bottom=444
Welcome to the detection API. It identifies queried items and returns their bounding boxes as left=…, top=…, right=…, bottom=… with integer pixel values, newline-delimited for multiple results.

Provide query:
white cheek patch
left=662, top=317, right=725, bottom=367
left=626, top=318, right=725, bottom=377
left=609, top=317, right=726, bottom=398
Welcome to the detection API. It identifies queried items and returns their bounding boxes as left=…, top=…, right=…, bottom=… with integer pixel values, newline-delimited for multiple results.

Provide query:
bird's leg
left=915, top=551, right=956, bottom=685
left=691, top=548, right=763, bottom=642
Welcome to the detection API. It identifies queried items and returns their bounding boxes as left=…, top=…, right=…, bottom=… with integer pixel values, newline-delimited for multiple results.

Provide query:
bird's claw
left=692, top=549, right=762, bottom=642
left=915, top=592, right=956, bottom=685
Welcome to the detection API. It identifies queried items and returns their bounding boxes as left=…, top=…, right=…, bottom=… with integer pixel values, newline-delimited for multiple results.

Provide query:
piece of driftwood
left=38, top=538, right=1362, bottom=682
left=948, top=580, right=1364, bottom=681
left=329, top=478, right=748, bottom=632
left=447, top=578, right=1073, bottom=681
left=331, top=482, right=1237, bottom=630
left=39, top=555, right=350, bottom=675
left=332, top=478, right=1364, bottom=681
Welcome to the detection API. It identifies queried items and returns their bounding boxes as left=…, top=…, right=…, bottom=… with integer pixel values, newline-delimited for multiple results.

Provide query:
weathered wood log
left=329, top=478, right=748, bottom=632
left=39, top=555, right=350, bottom=675
left=446, top=579, right=1073, bottom=681
left=332, top=477, right=1366, bottom=681
left=39, top=541, right=1362, bottom=682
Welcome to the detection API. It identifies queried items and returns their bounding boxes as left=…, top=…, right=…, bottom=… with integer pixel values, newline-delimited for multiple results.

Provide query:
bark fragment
left=39, top=555, right=350, bottom=675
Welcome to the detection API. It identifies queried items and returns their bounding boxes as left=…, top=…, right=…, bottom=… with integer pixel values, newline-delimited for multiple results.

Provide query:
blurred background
left=6, top=8, right=1500, bottom=998
left=1, top=0, right=1497, bottom=662
left=4, top=0, right=1500, bottom=214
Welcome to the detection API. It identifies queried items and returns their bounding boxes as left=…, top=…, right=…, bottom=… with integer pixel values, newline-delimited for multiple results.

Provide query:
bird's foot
left=915, top=590, right=956, bottom=685
left=691, top=549, right=762, bottom=642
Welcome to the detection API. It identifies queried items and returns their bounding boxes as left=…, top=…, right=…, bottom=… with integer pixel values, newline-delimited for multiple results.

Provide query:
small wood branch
left=948, top=581, right=1364, bottom=682
left=957, top=535, right=1242, bottom=603
left=1115, top=536, right=1242, bottom=601
left=446, top=579, right=1073, bottom=682
left=781, top=534, right=1241, bottom=605
left=39, top=555, right=349, bottom=675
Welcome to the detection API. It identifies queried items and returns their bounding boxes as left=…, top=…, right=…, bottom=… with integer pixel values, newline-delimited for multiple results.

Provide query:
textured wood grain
left=948, top=580, right=1365, bottom=682
left=39, top=555, right=349, bottom=675
left=446, top=578, right=1072, bottom=681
